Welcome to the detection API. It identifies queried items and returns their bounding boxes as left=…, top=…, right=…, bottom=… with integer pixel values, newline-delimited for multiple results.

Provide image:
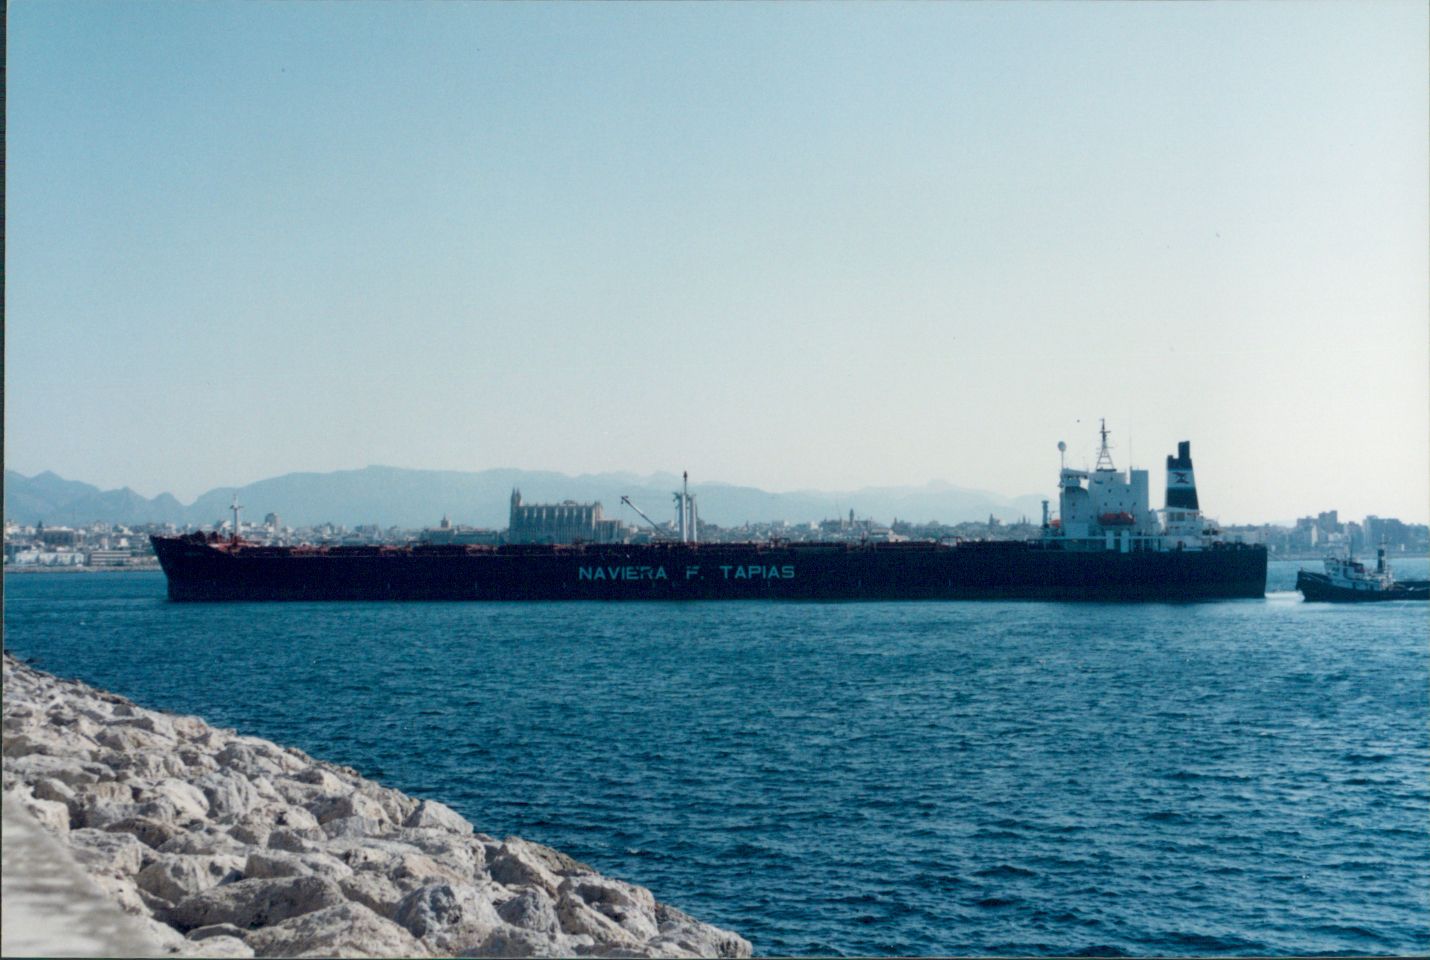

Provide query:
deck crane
left=621, top=496, right=676, bottom=540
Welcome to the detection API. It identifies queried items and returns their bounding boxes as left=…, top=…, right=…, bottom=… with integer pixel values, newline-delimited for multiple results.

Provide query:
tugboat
left=1296, top=544, right=1430, bottom=602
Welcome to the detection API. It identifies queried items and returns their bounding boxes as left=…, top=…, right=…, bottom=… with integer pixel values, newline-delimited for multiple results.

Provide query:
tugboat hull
left=1296, top=570, right=1430, bottom=602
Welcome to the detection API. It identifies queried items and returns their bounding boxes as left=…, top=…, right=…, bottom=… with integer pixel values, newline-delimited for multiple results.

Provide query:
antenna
left=1094, top=418, right=1116, bottom=471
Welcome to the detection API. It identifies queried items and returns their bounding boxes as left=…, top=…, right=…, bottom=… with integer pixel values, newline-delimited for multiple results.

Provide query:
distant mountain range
left=4, top=466, right=1047, bottom=530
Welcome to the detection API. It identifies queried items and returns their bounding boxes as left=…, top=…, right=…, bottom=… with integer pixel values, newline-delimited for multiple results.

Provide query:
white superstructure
left=1044, top=421, right=1218, bottom=552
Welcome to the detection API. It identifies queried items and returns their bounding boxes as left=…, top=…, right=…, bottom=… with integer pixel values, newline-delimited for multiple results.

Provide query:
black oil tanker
left=152, top=429, right=1268, bottom=603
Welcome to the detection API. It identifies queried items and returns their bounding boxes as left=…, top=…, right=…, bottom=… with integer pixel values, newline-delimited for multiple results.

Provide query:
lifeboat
left=1098, top=512, right=1136, bottom=526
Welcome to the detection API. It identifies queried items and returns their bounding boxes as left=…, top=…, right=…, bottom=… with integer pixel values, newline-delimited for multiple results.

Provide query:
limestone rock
left=105, top=814, right=184, bottom=850
left=651, top=903, right=753, bottom=958
left=31, top=776, right=83, bottom=826
left=193, top=769, right=265, bottom=822
left=243, top=901, right=423, bottom=959
left=320, top=814, right=389, bottom=840
left=404, top=798, right=473, bottom=834
left=69, top=827, right=152, bottom=878
left=292, top=766, right=348, bottom=794
left=243, top=849, right=353, bottom=882
left=393, top=827, right=487, bottom=878
left=168, top=875, right=347, bottom=931
left=136, top=853, right=245, bottom=903
left=106, top=749, right=189, bottom=781
left=3, top=653, right=753, bottom=960
left=7, top=753, right=113, bottom=787
left=158, top=826, right=251, bottom=857
left=555, top=889, right=645, bottom=949
left=392, top=882, right=504, bottom=954
left=336, top=870, right=407, bottom=919
left=490, top=837, right=596, bottom=896
left=497, top=887, right=562, bottom=935
left=142, top=778, right=211, bottom=822
left=468, top=924, right=577, bottom=958
left=96, top=723, right=168, bottom=754
left=187, top=923, right=250, bottom=942
left=265, top=827, right=326, bottom=853
left=357, top=782, right=420, bottom=827
left=311, top=789, right=390, bottom=827
left=21, top=794, right=72, bottom=837
left=182, top=934, right=256, bottom=958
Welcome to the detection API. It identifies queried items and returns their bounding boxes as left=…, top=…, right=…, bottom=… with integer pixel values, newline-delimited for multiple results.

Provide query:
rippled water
left=5, top=559, right=1427, bottom=956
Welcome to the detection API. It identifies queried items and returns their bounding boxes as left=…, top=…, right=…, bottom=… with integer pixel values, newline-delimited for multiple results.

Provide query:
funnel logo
left=1171, top=472, right=1192, bottom=485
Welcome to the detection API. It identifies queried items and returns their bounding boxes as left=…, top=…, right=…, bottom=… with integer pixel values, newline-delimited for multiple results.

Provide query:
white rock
left=96, top=724, right=167, bottom=754
left=216, top=740, right=286, bottom=779
left=467, top=924, right=579, bottom=958
left=651, top=903, right=753, bottom=958
left=488, top=838, right=584, bottom=896
left=104, top=814, right=183, bottom=850
left=32, top=774, right=79, bottom=810
left=248, top=776, right=283, bottom=804
left=243, top=849, right=353, bottom=881
left=265, top=828, right=326, bottom=854
left=5, top=727, right=98, bottom=759
left=192, top=769, right=265, bottom=822
left=320, top=814, right=390, bottom=840
left=391, top=882, right=505, bottom=954
left=158, top=826, right=252, bottom=857
left=170, top=714, right=209, bottom=739
left=554, top=889, right=645, bottom=949
left=496, top=887, right=562, bottom=935
left=143, top=778, right=210, bottom=822
left=106, top=749, right=190, bottom=781
left=69, top=827, right=152, bottom=877
left=186, top=923, right=248, bottom=942
left=79, top=778, right=137, bottom=803
left=168, top=875, right=347, bottom=931
left=4, top=654, right=753, bottom=960
left=357, top=783, right=419, bottom=826
left=561, top=875, right=657, bottom=926
left=136, top=853, right=245, bottom=903
left=404, top=798, right=472, bottom=834
left=6, top=753, right=113, bottom=787
left=243, top=901, right=422, bottom=959
left=392, top=827, right=487, bottom=878
left=337, top=870, right=406, bottom=919
left=311, top=790, right=389, bottom=827
left=293, top=766, right=349, bottom=794
left=180, top=934, right=255, bottom=958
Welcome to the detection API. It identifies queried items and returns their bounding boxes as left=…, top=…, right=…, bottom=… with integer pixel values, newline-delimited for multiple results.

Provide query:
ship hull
left=1295, top=570, right=1430, bottom=602
left=153, top=536, right=1267, bottom=602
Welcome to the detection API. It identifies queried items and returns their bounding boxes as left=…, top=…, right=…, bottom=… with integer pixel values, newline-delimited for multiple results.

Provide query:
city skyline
left=6, top=1, right=1428, bottom=524
left=4, top=459, right=1423, bottom=532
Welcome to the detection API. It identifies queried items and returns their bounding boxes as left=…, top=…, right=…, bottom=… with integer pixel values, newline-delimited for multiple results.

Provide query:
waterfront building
left=507, top=490, right=628, bottom=544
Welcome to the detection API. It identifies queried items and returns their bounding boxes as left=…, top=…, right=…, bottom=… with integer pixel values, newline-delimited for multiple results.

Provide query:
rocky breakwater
left=2, top=653, right=751, bottom=958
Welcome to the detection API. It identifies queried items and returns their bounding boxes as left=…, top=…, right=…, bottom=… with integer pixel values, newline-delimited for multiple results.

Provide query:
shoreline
left=1, top=653, right=751, bottom=958
left=4, top=563, right=163, bottom=574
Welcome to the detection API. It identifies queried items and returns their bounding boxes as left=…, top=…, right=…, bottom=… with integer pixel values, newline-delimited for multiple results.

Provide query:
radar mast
left=1094, top=418, right=1117, bottom=472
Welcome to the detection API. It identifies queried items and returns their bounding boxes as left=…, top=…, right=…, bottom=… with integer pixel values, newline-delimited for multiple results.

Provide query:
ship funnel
left=1165, top=441, right=1199, bottom=510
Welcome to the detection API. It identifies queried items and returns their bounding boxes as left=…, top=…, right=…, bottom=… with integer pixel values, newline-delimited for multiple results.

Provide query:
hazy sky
left=6, top=1, right=1427, bottom=524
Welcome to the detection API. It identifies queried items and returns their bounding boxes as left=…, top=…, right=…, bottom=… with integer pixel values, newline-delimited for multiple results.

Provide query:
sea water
left=4, top=559, right=1427, bottom=956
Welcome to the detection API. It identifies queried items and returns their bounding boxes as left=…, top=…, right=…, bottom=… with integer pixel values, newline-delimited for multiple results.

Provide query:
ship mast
left=229, top=495, right=243, bottom=544
left=1094, top=418, right=1116, bottom=472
